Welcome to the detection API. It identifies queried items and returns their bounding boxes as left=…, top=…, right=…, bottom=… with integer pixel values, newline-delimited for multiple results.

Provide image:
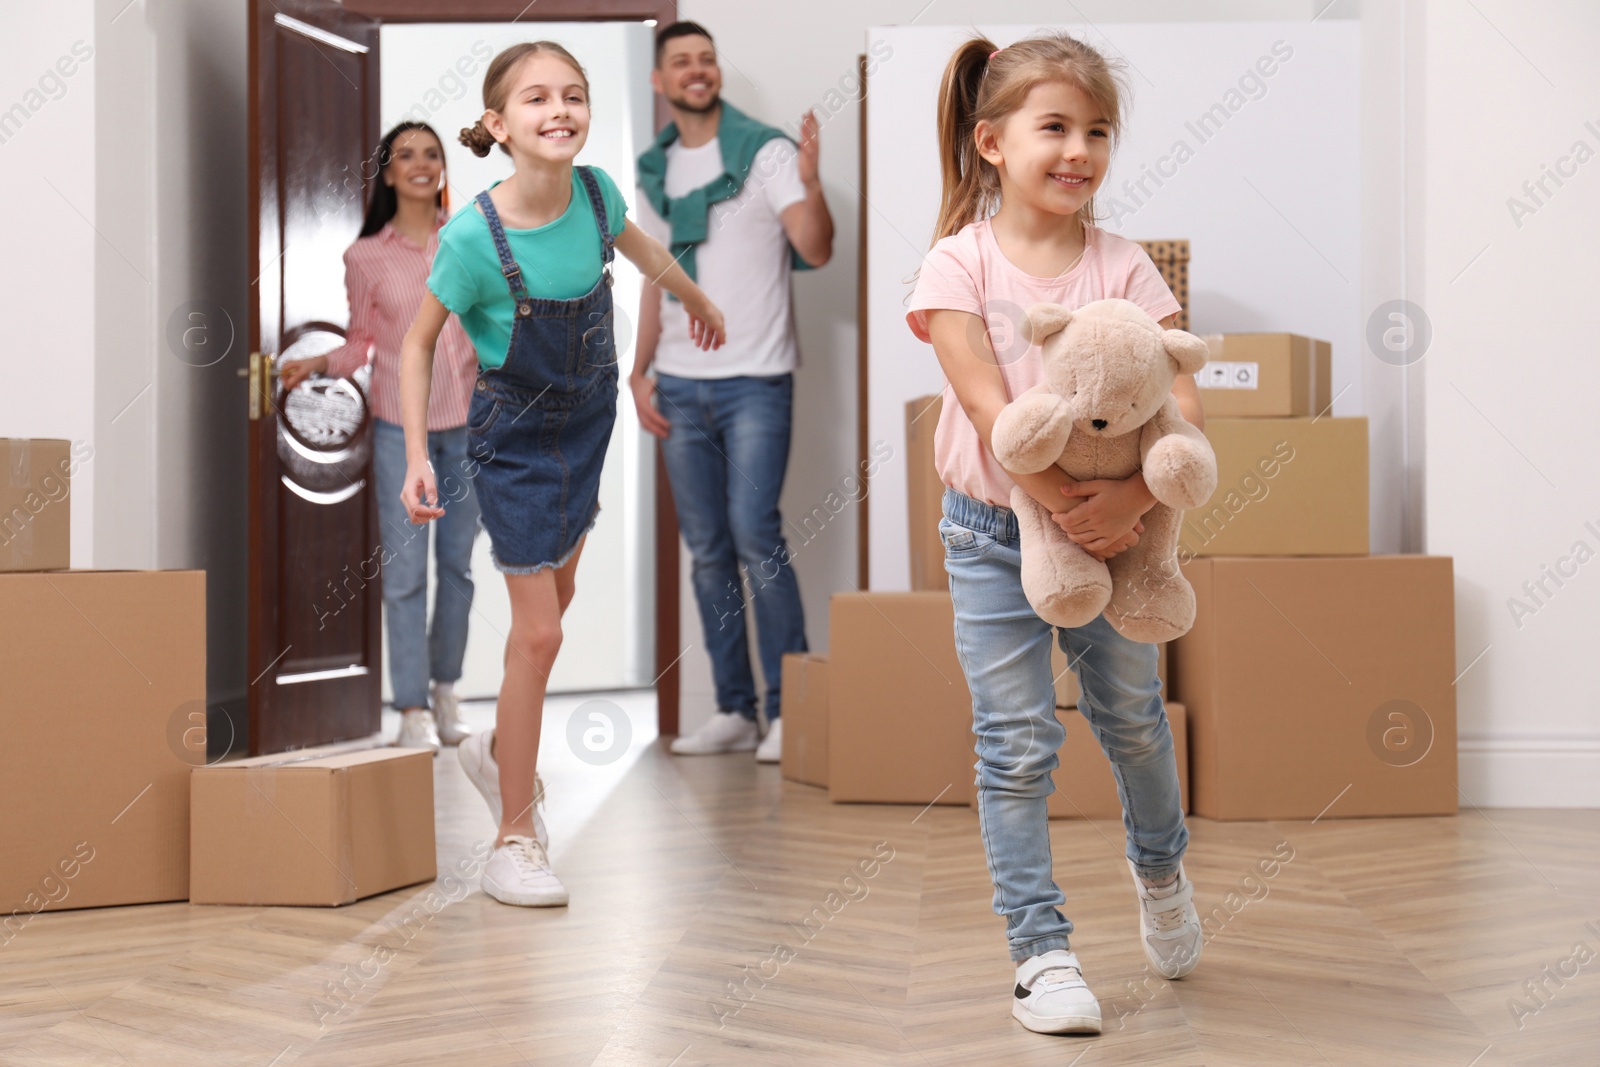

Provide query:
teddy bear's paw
left=1025, top=575, right=1112, bottom=630
left=1107, top=582, right=1195, bottom=641
left=1144, top=437, right=1219, bottom=510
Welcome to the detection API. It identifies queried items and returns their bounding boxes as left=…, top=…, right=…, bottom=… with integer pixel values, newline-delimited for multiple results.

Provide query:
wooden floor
left=3, top=692, right=1598, bottom=1066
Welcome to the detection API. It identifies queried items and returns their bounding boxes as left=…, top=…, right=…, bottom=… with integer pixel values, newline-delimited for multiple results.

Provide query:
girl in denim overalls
left=398, top=42, right=726, bottom=907
left=908, top=34, right=1208, bottom=1034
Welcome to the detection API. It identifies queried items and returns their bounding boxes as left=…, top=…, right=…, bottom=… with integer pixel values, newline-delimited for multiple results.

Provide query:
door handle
left=249, top=352, right=276, bottom=420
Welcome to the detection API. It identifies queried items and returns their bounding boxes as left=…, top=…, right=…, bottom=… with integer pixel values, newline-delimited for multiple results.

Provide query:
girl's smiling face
left=487, top=52, right=590, bottom=163
left=977, top=80, right=1112, bottom=216
left=384, top=129, right=444, bottom=205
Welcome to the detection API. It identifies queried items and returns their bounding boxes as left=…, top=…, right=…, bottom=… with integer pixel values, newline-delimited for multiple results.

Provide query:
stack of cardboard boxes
left=0, top=437, right=436, bottom=918
left=1, top=439, right=202, bottom=918
left=1177, top=333, right=1457, bottom=820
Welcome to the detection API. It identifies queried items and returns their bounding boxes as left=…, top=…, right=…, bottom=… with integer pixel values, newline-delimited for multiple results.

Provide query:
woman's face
left=490, top=52, right=590, bottom=163
left=978, top=80, right=1112, bottom=218
left=384, top=129, right=445, bottom=206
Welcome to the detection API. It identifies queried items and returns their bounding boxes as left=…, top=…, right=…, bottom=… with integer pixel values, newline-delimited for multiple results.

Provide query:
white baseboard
left=1458, top=733, right=1600, bottom=808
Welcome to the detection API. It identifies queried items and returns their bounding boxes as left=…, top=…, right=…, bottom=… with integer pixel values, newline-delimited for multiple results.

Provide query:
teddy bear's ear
left=1163, top=329, right=1210, bottom=375
left=1020, top=303, right=1074, bottom=346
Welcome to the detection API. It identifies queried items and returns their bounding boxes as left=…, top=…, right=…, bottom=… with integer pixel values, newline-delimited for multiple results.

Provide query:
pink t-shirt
left=905, top=216, right=1184, bottom=506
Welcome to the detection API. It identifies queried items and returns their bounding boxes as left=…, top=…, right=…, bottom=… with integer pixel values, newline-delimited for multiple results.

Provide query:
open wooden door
left=247, top=0, right=383, bottom=754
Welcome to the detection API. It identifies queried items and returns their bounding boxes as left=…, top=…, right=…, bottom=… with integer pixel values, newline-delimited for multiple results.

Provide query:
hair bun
left=459, top=119, right=496, bottom=158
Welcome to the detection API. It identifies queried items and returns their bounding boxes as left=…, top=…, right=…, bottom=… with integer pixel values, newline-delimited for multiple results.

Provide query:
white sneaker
left=395, top=709, right=441, bottom=754
left=480, top=834, right=568, bottom=907
left=1012, top=949, right=1102, bottom=1034
left=458, top=728, right=548, bottom=849
left=755, top=718, right=783, bottom=763
left=1130, top=859, right=1203, bottom=979
left=431, top=681, right=473, bottom=746
left=670, top=710, right=759, bottom=755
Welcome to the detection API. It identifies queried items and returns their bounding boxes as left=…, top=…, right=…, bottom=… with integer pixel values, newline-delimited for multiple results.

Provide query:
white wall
left=864, top=20, right=1362, bottom=591
left=3, top=0, right=251, bottom=749
left=1422, top=0, right=1600, bottom=806
left=1, top=3, right=98, bottom=566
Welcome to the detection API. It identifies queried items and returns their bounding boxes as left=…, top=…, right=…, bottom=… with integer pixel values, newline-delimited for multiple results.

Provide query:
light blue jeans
left=655, top=372, right=808, bottom=723
left=941, top=487, right=1188, bottom=962
left=372, top=418, right=480, bottom=710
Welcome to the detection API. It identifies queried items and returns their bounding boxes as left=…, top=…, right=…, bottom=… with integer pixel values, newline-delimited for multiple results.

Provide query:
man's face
left=654, top=34, right=721, bottom=115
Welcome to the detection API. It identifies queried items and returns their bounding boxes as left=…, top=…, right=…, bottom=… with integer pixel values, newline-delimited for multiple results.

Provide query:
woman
left=281, top=122, right=481, bottom=753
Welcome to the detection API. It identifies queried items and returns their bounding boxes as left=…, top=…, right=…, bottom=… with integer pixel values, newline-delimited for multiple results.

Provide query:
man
left=632, top=21, right=834, bottom=762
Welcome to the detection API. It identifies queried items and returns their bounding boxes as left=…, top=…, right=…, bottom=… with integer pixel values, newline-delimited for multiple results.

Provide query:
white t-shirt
left=636, top=137, right=809, bottom=379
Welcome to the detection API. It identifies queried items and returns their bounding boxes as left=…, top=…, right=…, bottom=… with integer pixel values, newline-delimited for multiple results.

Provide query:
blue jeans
left=656, top=372, right=808, bottom=722
left=941, top=487, right=1188, bottom=962
left=373, top=418, right=480, bottom=710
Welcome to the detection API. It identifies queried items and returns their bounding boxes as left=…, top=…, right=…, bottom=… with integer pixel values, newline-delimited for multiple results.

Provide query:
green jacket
left=636, top=99, right=814, bottom=300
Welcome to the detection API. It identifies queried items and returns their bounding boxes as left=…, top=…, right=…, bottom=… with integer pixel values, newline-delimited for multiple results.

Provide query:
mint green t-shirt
left=427, top=166, right=628, bottom=369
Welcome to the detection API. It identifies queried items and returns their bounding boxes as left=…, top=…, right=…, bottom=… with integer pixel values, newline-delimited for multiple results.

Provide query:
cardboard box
left=907, top=394, right=946, bottom=592
left=0, top=570, right=202, bottom=917
left=780, top=652, right=830, bottom=788
left=1, top=438, right=73, bottom=572
left=1049, top=702, right=1188, bottom=819
left=1175, top=556, right=1457, bottom=821
left=1136, top=239, right=1190, bottom=331
left=191, top=746, right=436, bottom=906
left=1181, top=417, right=1369, bottom=558
left=829, top=592, right=974, bottom=805
left=1197, top=334, right=1332, bottom=418
left=1050, top=640, right=1169, bottom=707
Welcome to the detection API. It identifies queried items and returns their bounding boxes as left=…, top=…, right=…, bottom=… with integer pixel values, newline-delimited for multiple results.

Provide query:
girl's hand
left=686, top=298, right=726, bottom=351
left=629, top=373, right=671, bottom=439
left=1085, top=520, right=1144, bottom=562
left=279, top=354, right=328, bottom=391
left=400, top=459, right=445, bottom=525
left=1052, top=476, right=1154, bottom=552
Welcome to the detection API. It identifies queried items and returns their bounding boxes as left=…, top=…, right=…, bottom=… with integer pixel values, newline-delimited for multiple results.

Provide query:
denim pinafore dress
left=465, top=166, right=620, bottom=574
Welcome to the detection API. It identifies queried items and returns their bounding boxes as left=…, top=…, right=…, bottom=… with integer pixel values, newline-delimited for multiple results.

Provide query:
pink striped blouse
left=324, top=213, right=478, bottom=430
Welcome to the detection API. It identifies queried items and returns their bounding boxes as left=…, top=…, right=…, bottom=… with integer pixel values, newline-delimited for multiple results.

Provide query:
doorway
left=247, top=0, right=683, bottom=754
left=375, top=21, right=657, bottom=701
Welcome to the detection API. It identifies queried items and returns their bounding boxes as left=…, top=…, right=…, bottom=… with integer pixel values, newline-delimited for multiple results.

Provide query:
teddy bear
left=990, top=298, right=1218, bottom=643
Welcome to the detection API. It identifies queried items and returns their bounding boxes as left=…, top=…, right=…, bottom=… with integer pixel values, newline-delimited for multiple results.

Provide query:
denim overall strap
left=473, top=190, right=533, bottom=315
left=572, top=165, right=616, bottom=275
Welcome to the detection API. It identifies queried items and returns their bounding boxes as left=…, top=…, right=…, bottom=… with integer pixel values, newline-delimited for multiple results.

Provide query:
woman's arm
left=397, top=292, right=451, bottom=522
left=612, top=219, right=726, bottom=351
left=281, top=250, right=375, bottom=389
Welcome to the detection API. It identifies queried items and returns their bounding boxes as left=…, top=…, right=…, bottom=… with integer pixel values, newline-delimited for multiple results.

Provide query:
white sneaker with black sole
left=1130, top=859, right=1203, bottom=979
left=670, top=710, right=759, bottom=755
left=481, top=834, right=568, bottom=907
left=395, top=709, right=441, bottom=754
left=1012, top=949, right=1102, bottom=1034
left=755, top=719, right=782, bottom=763
left=458, top=727, right=548, bottom=849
